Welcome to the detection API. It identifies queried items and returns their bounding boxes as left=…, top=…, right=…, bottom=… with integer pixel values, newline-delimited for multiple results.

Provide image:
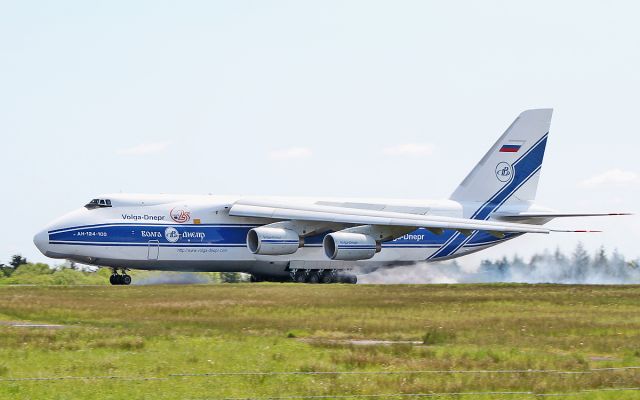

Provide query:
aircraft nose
left=33, top=229, right=49, bottom=256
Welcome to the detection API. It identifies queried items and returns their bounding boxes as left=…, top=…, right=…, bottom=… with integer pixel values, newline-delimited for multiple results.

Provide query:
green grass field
left=1, top=284, right=640, bottom=399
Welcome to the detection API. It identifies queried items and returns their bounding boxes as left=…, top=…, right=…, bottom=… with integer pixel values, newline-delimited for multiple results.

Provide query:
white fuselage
left=34, top=194, right=544, bottom=278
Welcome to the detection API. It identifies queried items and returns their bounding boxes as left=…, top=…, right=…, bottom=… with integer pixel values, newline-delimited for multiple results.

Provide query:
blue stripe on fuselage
left=48, top=224, right=253, bottom=246
left=48, top=224, right=507, bottom=252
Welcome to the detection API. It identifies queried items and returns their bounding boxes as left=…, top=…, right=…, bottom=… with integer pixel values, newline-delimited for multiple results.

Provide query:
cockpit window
left=85, top=199, right=112, bottom=210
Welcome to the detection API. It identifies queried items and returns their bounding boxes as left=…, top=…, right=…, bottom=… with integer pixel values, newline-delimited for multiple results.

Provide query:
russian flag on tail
left=499, top=141, right=525, bottom=153
left=499, top=144, right=521, bottom=152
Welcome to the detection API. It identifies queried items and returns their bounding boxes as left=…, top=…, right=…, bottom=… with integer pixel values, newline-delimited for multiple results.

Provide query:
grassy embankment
left=1, top=284, right=640, bottom=399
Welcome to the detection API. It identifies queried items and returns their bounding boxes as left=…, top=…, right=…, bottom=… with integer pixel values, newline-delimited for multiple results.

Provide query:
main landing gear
left=289, top=269, right=357, bottom=284
left=110, top=268, right=132, bottom=285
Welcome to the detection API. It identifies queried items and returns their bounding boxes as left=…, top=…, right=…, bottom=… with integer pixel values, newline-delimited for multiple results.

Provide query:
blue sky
left=1, top=1, right=638, bottom=265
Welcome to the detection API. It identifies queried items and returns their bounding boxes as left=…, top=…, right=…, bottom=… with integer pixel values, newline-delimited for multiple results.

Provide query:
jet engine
left=323, top=232, right=381, bottom=261
left=247, top=227, right=301, bottom=255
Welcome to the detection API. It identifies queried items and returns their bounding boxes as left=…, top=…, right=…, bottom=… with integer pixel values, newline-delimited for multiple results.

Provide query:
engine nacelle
left=247, top=227, right=301, bottom=255
left=323, top=232, right=380, bottom=261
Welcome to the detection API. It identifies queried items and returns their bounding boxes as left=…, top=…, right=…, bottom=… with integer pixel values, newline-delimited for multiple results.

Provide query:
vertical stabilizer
left=450, top=109, right=552, bottom=216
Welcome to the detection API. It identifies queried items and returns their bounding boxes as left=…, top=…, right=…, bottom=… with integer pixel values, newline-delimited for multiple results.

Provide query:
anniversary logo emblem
left=170, top=207, right=191, bottom=223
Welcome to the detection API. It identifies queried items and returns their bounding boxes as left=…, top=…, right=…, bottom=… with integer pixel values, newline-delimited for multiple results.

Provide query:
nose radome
left=33, top=229, right=49, bottom=256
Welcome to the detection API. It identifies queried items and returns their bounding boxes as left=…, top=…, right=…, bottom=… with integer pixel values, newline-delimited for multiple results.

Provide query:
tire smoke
left=357, top=246, right=640, bottom=284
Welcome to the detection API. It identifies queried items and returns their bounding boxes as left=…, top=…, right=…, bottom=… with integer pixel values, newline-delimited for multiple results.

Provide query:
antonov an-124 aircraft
left=34, top=109, right=628, bottom=285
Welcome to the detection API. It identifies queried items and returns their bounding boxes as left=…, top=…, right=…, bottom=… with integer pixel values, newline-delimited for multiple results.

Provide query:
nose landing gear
left=110, top=268, right=132, bottom=285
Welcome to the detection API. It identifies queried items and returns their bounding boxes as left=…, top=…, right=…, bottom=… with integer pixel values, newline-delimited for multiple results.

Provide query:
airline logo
left=495, top=162, right=513, bottom=182
left=122, top=214, right=165, bottom=221
left=164, top=227, right=180, bottom=243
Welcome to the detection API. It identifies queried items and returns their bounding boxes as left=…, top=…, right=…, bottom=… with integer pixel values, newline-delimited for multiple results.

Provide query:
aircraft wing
left=229, top=199, right=551, bottom=235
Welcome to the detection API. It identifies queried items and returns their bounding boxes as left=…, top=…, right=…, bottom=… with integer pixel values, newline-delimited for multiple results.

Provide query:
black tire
left=109, top=274, right=118, bottom=285
left=320, top=271, right=334, bottom=284
left=336, top=274, right=357, bottom=284
left=122, top=274, right=132, bottom=285
left=294, top=271, right=307, bottom=283
left=307, top=271, right=320, bottom=284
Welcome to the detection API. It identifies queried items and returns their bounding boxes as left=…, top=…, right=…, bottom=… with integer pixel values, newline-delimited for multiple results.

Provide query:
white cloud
left=383, top=143, right=434, bottom=156
left=268, top=147, right=312, bottom=160
left=117, top=141, right=171, bottom=156
left=580, top=168, right=640, bottom=188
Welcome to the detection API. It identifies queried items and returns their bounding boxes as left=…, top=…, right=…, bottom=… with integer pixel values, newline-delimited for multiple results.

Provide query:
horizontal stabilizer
left=496, top=212, right=632, bottom=221
left=550, top=229, right=603, bottom=233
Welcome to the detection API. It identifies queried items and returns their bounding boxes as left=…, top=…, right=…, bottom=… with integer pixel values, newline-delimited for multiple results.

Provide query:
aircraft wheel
left=336, top=274, right=357, bottom=284
left=320, top=271, right=334, bottom=284
left=109, top=274, right=119, bottom=285
left=122, top=274, right=132, bottom=285
left=307, top=271, right=320, bottom=284
left=294, top=270, right=307, bottom=283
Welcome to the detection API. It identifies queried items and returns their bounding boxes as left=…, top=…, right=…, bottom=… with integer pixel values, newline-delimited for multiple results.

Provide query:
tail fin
left=450, top=109, right=553, bottom=217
